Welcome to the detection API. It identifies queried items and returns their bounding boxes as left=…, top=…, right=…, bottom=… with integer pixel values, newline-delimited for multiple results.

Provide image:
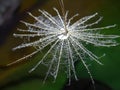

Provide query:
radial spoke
left=70, top=39, right=95, bottom=90
left=54, top=40, right=64, bottom=80
left=83, top=37, right=119, bottom=47
left=7, top=49, right=40, bottom=66
left=71, top=13, right=98, bottom=29
left=17, top=28, right=59, bottom=35
left=70, top=36, right=100, bottom=64
left=67, top=39, right=78, bottom=80
left=13, top=30, right=59, bottom=38
left=43, top=44, right=59, bottom=84
left=13, top=34, right=58, bottom=50
left=76, top=24, right=116, bottom=32
left=13, top=33, right=45, bottom=37
left=66, top=40, right=71, bottom=85
left=70, top=36, right=103, bottom=65
left=17, top=28, right=40, bottom=33
left=71, top=33, right=119, bottom=47
left=39, top=9, right=62, bottom=29
left=77, top=16, right=103, bottom=29
left=53, top=8, right=64, bottom=27
left=29, top=39, right=59, bottom=73
left=74, top=32, right=120, bottom=39
left=65, top=11, right=69, bottom=23
left=20, top=20, right=58, bottom=32
left=67, top=13, right=79, bottom=27
left=7, top=38, right=58, bottom=66
left=28, top=12, right=58, bottom=30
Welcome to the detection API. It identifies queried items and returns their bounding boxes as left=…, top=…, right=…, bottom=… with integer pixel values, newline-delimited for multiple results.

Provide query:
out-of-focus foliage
left=0, top=0, right=120, bottom=90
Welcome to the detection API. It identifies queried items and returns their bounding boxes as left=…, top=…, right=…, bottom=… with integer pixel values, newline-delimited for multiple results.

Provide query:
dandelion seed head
left=7, top=0, right=119, bottom=88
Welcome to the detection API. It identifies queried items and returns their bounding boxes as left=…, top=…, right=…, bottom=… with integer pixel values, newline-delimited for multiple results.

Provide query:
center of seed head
left=58, top=33, right=69, bottom=40
left=58, top=28, right=69, bottom=40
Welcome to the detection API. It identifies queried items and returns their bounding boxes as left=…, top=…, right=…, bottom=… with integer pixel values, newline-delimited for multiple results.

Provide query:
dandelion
left=7, top=0, right=119, bottom=88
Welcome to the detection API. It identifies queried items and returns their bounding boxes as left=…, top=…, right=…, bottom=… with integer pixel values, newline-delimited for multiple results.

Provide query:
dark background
left=0, top=0, right=120, bottom=90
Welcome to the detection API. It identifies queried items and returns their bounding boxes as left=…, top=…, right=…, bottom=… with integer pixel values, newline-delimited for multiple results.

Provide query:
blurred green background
left=0, top=0, right=120, bottom=90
